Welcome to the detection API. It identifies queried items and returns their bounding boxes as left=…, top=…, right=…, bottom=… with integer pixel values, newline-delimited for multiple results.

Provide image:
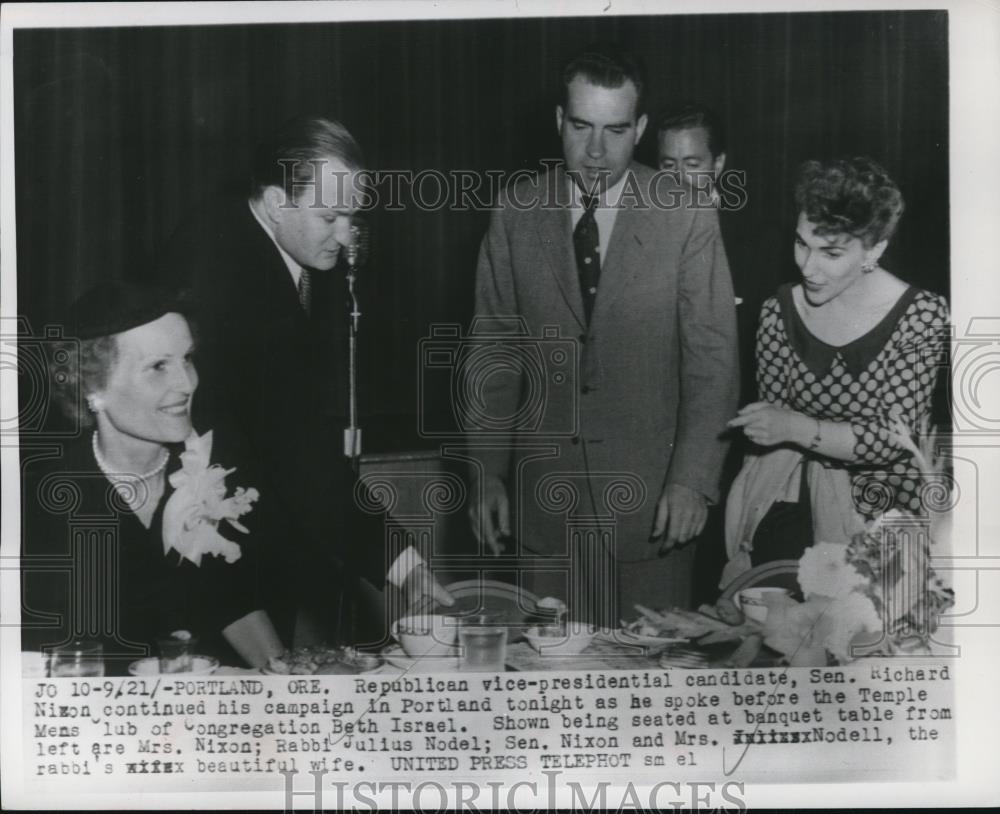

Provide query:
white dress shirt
left=248, top=199, right=304, bottom=288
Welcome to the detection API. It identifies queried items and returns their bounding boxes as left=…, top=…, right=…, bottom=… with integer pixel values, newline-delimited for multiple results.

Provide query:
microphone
left=343, top=215, right=367, bottom=462
left=346, top=215, right=370, bottom=270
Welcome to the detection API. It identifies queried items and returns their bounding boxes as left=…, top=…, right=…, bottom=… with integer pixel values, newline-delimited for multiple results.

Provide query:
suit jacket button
left=571, top=436, right=580, bottom=445
left=581, top=385, right=591, bottom=394
left=578, top=334, right=587, bottom=344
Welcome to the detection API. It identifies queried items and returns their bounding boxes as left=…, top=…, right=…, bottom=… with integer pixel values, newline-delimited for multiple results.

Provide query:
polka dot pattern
left=756, top=288, right=949, bottom=514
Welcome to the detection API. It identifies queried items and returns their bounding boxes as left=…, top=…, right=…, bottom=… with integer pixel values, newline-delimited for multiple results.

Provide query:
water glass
left=458, top=615, right=507, bottom=672
left=49, top=640, right=104, bottom=677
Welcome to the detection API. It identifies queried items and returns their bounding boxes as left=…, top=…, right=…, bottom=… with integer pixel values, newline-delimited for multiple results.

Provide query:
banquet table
left=18, top=630, right=776, bottom=678
left=353, top=633, right=781, bottom=676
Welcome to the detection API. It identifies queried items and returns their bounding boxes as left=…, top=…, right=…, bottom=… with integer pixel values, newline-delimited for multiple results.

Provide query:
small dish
left=523, top=624, right=596, bottom=656
left=128, top=655, right=219, bottom=676
left=391, top=614, right=459, bottom=658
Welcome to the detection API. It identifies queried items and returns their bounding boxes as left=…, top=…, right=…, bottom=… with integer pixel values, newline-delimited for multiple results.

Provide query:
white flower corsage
left=161, top=430, right=259, bottom=566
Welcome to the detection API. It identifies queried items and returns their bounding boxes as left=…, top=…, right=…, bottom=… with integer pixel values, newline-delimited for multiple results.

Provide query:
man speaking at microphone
left=160, top=116, right=451, bottom=645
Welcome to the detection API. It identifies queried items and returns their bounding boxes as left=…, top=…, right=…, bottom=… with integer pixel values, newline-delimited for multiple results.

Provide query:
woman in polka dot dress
left=724, top=156, right=949, bottom=569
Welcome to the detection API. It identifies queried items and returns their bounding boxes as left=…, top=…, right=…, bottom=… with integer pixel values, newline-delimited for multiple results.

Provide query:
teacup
left=391, top=614, right=458, bottom=658
left=737, top=587, right=791, bottom=625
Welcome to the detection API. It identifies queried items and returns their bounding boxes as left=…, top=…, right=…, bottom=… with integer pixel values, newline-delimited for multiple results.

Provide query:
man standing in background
left=657, top=103, right=790, bottom=603
left=657, top=102, right=787, bottom=406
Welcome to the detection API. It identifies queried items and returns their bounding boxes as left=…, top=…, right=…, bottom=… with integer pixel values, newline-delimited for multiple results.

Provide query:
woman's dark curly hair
left=794, top=156, right=904, bottom=248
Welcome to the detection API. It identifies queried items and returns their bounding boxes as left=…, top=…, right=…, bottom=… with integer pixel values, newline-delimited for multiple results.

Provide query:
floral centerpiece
left=161, top=431, right=259, bottom=566
left=760, top=416, right=954, bottom=665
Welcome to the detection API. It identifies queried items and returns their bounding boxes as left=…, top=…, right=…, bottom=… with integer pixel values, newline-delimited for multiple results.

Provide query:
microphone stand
left=343, top=225, right=363, bottom=469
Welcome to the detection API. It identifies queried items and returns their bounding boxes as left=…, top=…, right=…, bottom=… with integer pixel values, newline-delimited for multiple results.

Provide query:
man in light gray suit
left=467, top=45, right=738, bottom=624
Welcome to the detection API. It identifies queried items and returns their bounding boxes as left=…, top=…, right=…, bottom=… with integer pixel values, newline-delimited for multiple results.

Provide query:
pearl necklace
left=92, top=432, right=169, bottom=481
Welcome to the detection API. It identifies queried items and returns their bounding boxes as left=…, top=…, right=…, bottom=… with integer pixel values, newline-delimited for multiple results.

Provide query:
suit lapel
left=241, top=203, right=348, bottom=416
left=536, top=169, right=586, bottom=329
left=239, top=201, right=307, bottom=322
left=591, top=167, right=657, bottom=324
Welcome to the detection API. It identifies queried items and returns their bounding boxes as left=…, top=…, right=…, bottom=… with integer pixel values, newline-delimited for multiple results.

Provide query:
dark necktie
left=297, top=267, right=312, bottom=316
left=574, top=194, right=601, bottom=323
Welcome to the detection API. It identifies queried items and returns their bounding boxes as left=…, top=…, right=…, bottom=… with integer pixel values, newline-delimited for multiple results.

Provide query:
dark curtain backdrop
left=14, top=11, right=949, bottom=449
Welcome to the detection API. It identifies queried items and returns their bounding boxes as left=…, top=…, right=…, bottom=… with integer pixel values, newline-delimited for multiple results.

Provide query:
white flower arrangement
left=161, top=431, right=259, bottom=566
left=761, top=542, right=883, bottom=664
left=762, top=415, right=954, bottom=664
left=797, top=542, right=868, bottom=599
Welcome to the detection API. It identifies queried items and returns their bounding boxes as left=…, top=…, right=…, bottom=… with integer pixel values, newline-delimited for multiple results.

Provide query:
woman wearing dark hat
left=722, top=157, right=949, bottom=585
left=21, top=282, right=285, bottom=674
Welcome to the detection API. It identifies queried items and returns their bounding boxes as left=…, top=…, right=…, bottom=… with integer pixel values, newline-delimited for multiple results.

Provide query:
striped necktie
left=574, top=194, right=601, bottom=323
left=297, top=267, right=312, bottom=316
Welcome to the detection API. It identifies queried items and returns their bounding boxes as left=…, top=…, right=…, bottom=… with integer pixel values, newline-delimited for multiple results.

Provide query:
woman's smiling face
left=94, top=312, right=198, bottom=447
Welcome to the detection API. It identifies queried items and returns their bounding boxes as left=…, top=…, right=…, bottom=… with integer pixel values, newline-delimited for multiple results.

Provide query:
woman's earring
left=862, top=261, right=876, bottom=274
left=86, top=394, right=104, bottom=413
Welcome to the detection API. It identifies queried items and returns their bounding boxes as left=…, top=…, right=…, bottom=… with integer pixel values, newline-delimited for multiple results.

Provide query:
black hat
left=69, top=281, right=194, bottom=340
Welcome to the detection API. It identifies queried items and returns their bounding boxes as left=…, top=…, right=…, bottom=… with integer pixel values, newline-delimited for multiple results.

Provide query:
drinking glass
left=49, top=640, right=104, bottom=677
left=458, top=614, right=507, bottom=672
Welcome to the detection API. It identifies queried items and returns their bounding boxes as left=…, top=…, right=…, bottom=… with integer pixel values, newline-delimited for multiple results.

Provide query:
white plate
left=128, top=655, right=219, bottom=676
left=419, top=579, right=539, bottom=637
left=383, top=645, right=460, bottom=673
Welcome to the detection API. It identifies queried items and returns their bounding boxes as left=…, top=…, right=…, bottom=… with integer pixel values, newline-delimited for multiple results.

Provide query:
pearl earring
left=86, top=394, right=104, bottom=413
left=862, top=261, right=876, bottom=274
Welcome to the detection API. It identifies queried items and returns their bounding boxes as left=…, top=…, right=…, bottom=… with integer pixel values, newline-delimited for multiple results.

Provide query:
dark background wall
left=14, top=11, right=949, bottom=449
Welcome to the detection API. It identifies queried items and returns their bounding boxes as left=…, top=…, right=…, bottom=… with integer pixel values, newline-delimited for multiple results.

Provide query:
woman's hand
left=727, top=402, right=813, bottom=448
